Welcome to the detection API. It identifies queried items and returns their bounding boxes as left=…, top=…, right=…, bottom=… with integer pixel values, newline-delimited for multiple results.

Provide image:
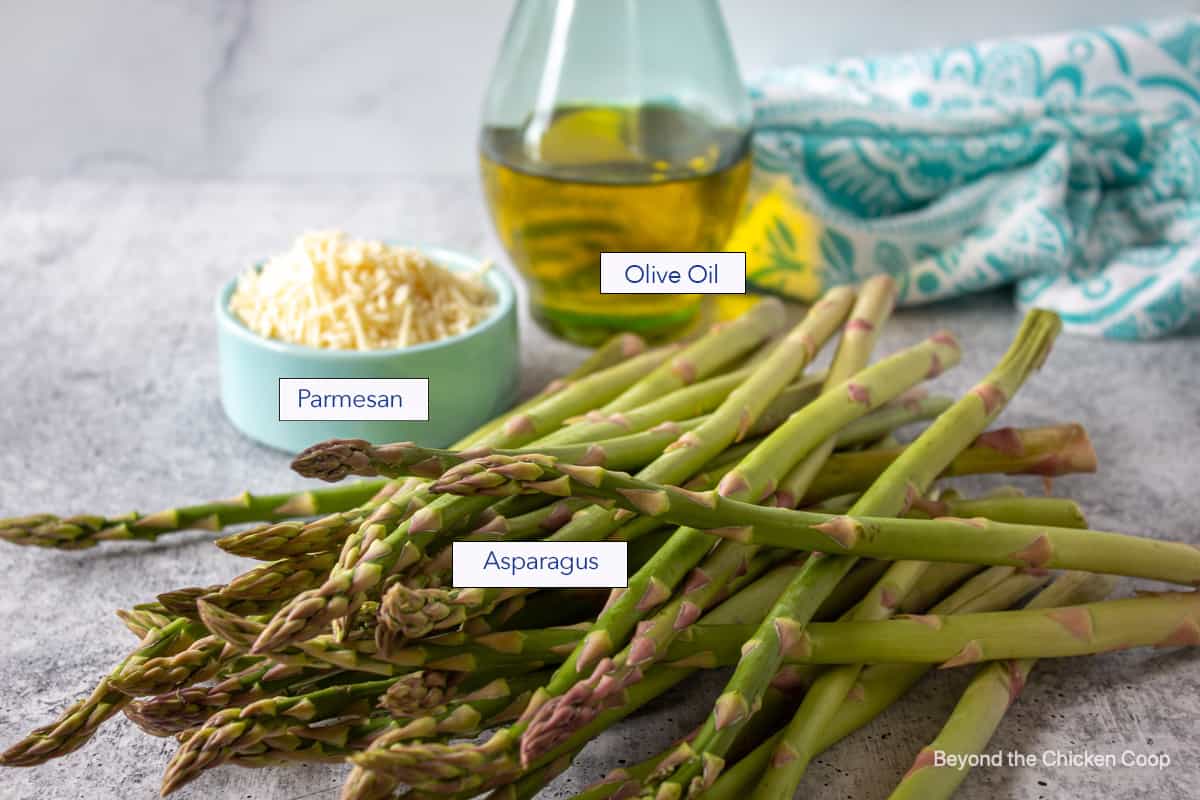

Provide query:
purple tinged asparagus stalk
left=517, top=277, right=900, bottom=766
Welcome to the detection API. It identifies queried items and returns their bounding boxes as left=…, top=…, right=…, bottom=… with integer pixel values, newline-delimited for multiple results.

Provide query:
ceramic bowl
left=215, top=246, right=519, bottom=453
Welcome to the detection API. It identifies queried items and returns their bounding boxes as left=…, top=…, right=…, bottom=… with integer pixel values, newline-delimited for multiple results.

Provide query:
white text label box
left=279, top=378, right=429, bottom=421
left=452, top=542, right=628, bottom=588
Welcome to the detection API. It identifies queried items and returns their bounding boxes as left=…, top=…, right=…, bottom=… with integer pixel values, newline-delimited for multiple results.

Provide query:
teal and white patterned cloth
left=750, top=17, right=1200, bottom=338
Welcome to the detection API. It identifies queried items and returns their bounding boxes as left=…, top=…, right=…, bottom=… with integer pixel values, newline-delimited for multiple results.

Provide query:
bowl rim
left=214, top=244, right=517, bottom=359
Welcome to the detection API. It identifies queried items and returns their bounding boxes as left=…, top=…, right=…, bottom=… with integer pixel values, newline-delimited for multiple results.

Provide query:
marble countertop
left=0, top=178, right=1197, bottom=800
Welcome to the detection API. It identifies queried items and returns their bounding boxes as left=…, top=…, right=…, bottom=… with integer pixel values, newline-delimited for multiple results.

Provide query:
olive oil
left=480, top=103, right=751, bottom=344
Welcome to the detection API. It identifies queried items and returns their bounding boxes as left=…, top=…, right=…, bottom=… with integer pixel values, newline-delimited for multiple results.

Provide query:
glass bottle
left=480, top=0, right=752, bottom=344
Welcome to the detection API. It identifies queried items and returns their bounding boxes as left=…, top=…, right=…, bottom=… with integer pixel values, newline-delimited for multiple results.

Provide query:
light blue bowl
left=215, top=246, right=519, bottom=453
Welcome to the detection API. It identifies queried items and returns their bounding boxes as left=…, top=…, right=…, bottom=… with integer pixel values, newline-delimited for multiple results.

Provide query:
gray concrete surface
left=0, top=178, right=1197, bottom=800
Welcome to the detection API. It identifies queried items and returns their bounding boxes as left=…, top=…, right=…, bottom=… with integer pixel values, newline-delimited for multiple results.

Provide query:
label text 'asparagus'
left=452, top=542, right=628, bottom=588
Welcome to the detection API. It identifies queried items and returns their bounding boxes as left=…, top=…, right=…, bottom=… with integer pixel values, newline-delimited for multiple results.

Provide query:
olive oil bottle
left=481, top=103, right=751, bottom=343
left=478, top=0, right=752, bottom=344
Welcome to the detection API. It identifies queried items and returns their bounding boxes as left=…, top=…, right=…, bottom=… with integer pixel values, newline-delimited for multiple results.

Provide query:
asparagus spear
left=776, top=589, right=1200, bottom=663
left=160, top=677, right=400, bottom=793
left=0, top=480, right=386, bottom=550
left=292, top=422, right=703, bottom=483
left=801, top=423, right=1097, bottom=504
left=460, top=332, right=649, bottom=445
left=0, top=618, right=208, bottom=765
left=274, top=572, right=1197, bottom=679
left=124, top=662, right=325, bottom=736
left=215, top=509, right=370, bottom=559
left=519, top=277, right=901, bottom=766
left=116, top=606, right=178, bottom=639
left=569, top=334, right=650, bottom=379
left=831, top=391, right=952, bottom=448
left=885, top=571, right=1118, bottom=800
left=472, top=344, right=684, bottom=448
left=594, top=300, right=785, bottom=414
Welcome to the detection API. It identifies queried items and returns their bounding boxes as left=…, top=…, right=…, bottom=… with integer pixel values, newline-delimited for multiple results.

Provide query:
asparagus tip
left=291, top=439, right=374, bottom=482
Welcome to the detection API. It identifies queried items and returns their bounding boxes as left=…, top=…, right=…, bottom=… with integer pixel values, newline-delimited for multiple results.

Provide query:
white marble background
left=2, top=0, right=1195, bottom=178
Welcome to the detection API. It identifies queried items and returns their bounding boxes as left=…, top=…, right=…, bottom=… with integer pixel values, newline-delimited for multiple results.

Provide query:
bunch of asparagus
left=3, top=282, right=1198, bottom=800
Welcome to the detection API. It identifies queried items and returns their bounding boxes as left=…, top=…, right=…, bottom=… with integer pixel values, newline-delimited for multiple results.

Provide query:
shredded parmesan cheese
left=229, top=231, right=496, bottom=350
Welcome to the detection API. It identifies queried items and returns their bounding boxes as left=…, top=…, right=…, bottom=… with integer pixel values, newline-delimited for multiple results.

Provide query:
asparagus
left=215, top=509, right=368, bottom=559
left=519, top=277, right=900, bottom=766
left=831, top=391, right=952, bottom=449
left=226, top=719, right=392, bottom=769
left=769, top=589, right=1200, bottom=664
left=108, top=633, right=233, bottom=697
left=0, top=617, right=207, bottom=765
left=544, top=368, right=755, bottom=446
left=124, top=662, right=322, bottom=736
left=292, top=421, right=704, bottom=483
left=161, top=676, right=402, bottom=793
left=463, top=444, right=745, bottom=545
left=463, top=332, right=649, bottom=445
left=753, top=310, right=1065, bottom=800
left=570, top=333, right=650, bottom=379
left=472, top=344, right=683, bottom=448
left=379, top=669, right=454, bottom=716
left=116, top=606, right=178, bottom=639
left=886, top=571, right=1118, bottom=800
left=0, top=481, right=385, bottom=550
left=801, top=423, right=1097, bottom=504
left=906, top=492, right=1088, bottom=528
left=595, top=299, right=785, bottom=414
